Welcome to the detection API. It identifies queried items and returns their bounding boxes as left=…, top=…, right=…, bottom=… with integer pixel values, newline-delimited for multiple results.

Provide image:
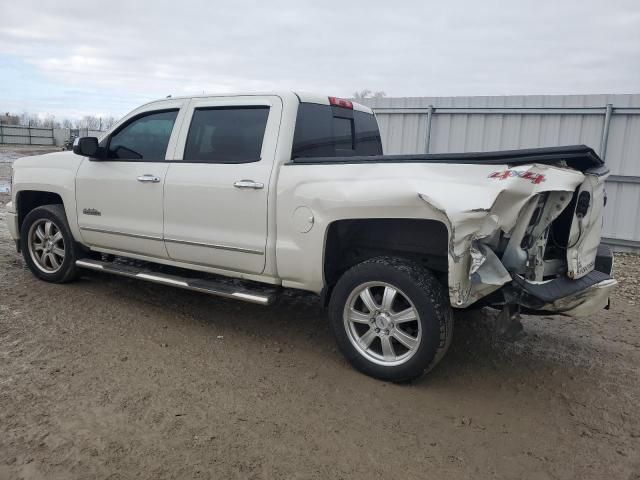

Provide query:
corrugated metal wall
left=0, top=126, right=105, bottom=147
left=359, top=94, right=640, bottom=250
left=0, top=125, right=55, bottom=145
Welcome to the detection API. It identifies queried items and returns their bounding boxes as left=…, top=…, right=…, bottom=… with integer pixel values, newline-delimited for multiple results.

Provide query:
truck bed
left=291, top=144, right=603, bottom=172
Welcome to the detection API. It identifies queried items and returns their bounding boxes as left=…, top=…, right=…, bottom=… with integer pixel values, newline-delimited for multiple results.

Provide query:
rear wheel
left=20, top=205, right=80, bottom=283
left=329, top=257, right=453, bottom=382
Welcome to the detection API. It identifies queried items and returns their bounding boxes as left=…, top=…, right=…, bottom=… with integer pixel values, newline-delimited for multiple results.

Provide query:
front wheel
left=329, top=257, right=453, bottom=382
left=20, top=204, right=80, bottom=283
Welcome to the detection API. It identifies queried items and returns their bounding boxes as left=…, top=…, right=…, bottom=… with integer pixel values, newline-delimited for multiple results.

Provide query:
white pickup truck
left=6, top=92, right=616, bottom=381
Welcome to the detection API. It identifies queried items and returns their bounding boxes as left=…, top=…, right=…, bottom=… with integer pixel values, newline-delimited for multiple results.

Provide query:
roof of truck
left=144, top=91, right=373, bottom=113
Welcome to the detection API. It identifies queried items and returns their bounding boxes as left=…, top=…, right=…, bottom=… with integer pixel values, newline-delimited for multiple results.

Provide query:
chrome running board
left=75, top=258, right=277, bottom=305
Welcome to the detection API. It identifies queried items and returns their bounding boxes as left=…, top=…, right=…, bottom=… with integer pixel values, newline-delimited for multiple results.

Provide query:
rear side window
left=108, top=110, right=178, bottom=160
left=291, top=103, right=382, bottom=159
left=184, top=107, right=269, bottom=163
left=354, top=109, right=384, bottom=155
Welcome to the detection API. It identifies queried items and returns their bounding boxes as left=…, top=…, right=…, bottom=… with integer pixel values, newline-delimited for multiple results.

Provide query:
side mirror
left=72, top=137, right=99, bottom=157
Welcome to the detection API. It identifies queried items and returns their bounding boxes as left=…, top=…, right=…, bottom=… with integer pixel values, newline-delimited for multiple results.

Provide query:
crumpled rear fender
left=275, top=160, right=585, bottom=300
left=417, top=163, right=585, bottom=308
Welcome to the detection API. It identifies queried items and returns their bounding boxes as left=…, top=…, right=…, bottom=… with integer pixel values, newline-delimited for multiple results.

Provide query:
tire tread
left=20, top=204, right=80, bottom=284
left=329, top=256, right=453, bottom=382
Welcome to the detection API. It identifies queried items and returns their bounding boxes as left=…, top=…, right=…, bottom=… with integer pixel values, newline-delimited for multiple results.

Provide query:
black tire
left=328, top=256, right=453, bottom=382
left=20, top=204, right=80, bottom=283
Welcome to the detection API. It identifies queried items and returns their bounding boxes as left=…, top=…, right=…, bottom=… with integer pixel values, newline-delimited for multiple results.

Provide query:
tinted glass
left=354, top=110, right=383, bottom=155
left=184, top=107, right=269, bottom=163
left=291, top=103, right=334, bottom=158
left=333, top=117, right=354, bottom=152
left=291, top=103, right=382, bottom=159
left=108, top=110, right=178, bottom=160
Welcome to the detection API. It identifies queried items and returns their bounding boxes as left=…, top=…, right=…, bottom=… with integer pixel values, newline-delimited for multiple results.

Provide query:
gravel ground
left=0, top=146, right=639, bottom=479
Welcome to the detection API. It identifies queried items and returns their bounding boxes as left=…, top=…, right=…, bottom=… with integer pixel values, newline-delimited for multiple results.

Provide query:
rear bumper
left=533, top=277, right=616, bottom=317
left=513, top=244, right=616, bottom=317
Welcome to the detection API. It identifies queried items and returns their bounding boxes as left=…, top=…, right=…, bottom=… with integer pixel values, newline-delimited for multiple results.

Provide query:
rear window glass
left=184, top=107, right=269, bottom=163
left=291, top=103, right=382, bottom=159
left=333, top=117, right=354, bottom=151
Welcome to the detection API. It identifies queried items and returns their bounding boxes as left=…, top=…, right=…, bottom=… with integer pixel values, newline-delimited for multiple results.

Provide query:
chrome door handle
left=137, top=175, right=161, bottom=183
left=233, top=180, right=264, bottom=189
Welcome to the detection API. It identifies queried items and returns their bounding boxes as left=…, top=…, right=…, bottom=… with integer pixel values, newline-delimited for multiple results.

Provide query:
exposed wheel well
left=323, top=218, right=449, bottom=299
left=17, top=191, right=64, bottom=231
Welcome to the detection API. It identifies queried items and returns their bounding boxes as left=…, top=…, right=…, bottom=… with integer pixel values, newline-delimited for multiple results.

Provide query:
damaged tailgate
left=410, top=145, right=614, bottom=314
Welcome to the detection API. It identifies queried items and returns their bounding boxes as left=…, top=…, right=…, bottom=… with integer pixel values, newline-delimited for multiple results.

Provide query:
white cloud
left=1, top=0, right=639, bottom=118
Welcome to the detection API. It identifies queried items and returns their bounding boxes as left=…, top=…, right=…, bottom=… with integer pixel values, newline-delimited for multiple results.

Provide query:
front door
left=76, top=104, right=184, bottom=258
left=163, top=95, right=282, bottom=274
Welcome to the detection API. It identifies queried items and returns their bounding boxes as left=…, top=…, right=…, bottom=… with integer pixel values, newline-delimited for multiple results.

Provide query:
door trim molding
left=79, top=226, right=263, bottom=255
left=164, top=237, right=264, bottom=255
left=80, top=226, right=164, bottom=241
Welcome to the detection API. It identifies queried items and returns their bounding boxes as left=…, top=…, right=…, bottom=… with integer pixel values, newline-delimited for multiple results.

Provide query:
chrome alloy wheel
left=28, top=219, right=66, bottom=273
left=343, top=282, right=422, bottom=366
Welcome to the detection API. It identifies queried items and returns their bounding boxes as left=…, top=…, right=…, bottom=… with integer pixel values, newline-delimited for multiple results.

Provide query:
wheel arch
left=322, top=218, right=450, bottom=304
left=16, top=190, right=65, bottom=232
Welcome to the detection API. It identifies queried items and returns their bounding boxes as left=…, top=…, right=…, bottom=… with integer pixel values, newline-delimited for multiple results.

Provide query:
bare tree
left=353, top=90, right=386, bottom=100
left=3, top=110, right=118, bottom=130
left=30, top=115, right=42, bottom=127
left=353, top=89, right=372, bottom=100
left=80, top=115, right=101, bottom=130
left=103, top=116, right=117, bottom=130
left=19, top=112, right=41, bottom=126
left=41, top=114, right=58, bottom=129
left=2, top=113, right=20, bottom=125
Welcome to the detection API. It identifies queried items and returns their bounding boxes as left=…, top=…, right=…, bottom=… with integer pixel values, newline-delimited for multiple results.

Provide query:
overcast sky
left=1, top=0, right=639, bottom=120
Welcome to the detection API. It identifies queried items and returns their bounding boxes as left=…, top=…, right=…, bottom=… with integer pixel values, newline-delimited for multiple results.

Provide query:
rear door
left=163, top=95, right=282, bottom=274
left=76, top=100, right=186, bottom=258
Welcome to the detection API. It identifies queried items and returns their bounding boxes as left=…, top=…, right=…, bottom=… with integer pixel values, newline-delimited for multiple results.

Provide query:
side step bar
left=75, top=259, right=278, bottom=305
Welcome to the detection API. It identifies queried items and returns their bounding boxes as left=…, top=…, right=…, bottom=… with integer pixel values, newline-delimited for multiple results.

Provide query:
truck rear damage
left=429, top=145, right=616, bottom=318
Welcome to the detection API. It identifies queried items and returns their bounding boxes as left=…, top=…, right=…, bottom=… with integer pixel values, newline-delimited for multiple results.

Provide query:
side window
left=183, top=107, right=269, bottom=163
left=354, top=110, right=383, bottom=155
left=291, top=103, right=334, bottom=158
left=291, top=103, right=383, bottom=159
left=107, top=110, right=178, bottom=160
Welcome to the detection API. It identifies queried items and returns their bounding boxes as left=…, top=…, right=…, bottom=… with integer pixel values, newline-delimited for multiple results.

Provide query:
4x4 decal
left=488, top=169, right=546, bottom=184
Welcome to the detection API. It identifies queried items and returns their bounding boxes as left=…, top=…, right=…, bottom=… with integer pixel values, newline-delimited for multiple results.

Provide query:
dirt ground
left=0, top=146, right=639, bottom=479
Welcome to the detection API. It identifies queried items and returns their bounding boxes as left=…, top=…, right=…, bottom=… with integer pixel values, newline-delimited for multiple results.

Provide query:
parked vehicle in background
left=5, top=92, right=616, bottom=381
left=61, top=134, right=77, bottom=151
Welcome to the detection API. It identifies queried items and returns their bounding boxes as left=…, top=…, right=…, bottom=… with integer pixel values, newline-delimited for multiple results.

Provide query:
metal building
left=359, top=94, right=640, bottom=251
